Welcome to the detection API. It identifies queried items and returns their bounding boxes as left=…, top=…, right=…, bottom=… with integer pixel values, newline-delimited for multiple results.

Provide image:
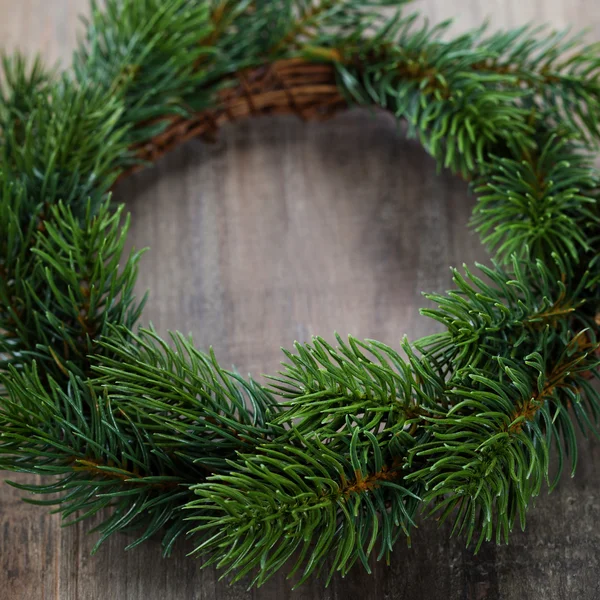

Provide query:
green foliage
left=0, top=53, right=53, bottom=119
left=187, top=428, right=420, bottom=587
left=0, top=363, right=194, bottom=553
left=74, top=0, right=214, bottom=146
left=406, top=336, right=600, bottom=551
left=472, top=134, right=600, bottom=272
left=479, top=27, right=600, bottom=144
left=270, top=333, right=444, bottom=437
left=1, top=0, right=600, bottom=590
left=418, top=255, right=593, bottom=370
left=1, top=84, right=128, bottom=215
left=0, top=197, right=144, bottom=378
left=92, top=326, right=283, bottom=471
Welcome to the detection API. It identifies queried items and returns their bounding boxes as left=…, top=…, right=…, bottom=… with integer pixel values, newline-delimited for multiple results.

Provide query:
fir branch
left=270, top=0, right=340, bottom=53
left=271, top=334, right=445, bottom=437
left=418, top=256, right=591, bottom=373
left=186, top=428, right=419, bottom=587
left=0, top=363, right=196, bottom=553
left=1, top=198, right=144, bottom=380
left=91, top=327, right=283, bottom=469
left=508, top=332, right=597, bottom=434
left=405, top=332, right=600, bottom=548
left=472, top=133, right=600, bottom=272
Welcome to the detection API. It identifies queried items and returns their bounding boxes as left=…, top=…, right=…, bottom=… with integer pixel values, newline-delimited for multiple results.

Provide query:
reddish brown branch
left=118, top=58, right=346, bottom=182
left=509, top=335, right=598, bottom=433
left=72, top=457, right=182, bottom=491
left=343, top=458, right=403, bottom=495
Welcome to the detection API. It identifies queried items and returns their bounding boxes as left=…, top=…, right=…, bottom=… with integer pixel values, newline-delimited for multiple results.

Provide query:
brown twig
left=72, top=457, right=182, bottom=491
left=342, top=458, right=404, bottom=495
left=116, top=58, right=345, bottom=183
left=509, top=335, right=597, bottom=433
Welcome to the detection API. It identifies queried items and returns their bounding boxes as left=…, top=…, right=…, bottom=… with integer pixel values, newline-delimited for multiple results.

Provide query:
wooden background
left=1, top=1, right=600, bottom=599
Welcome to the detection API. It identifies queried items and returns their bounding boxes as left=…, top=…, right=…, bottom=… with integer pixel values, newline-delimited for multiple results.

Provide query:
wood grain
left=1, top=2, right=600, bottom=599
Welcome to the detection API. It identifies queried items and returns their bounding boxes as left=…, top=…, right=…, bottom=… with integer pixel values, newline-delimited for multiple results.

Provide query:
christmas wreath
left=2, top=0, right=600, bottom=589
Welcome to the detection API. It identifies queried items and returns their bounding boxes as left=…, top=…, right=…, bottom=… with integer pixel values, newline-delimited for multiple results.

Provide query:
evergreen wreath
left=2, top=0, right=600, bottom=589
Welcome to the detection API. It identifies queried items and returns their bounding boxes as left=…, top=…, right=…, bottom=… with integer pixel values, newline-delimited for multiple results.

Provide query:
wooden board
left=1, top=2, right=599, bottom=598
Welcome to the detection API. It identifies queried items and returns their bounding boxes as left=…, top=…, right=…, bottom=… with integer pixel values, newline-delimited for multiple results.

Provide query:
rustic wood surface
left=1, top=1, right=600, bottom=599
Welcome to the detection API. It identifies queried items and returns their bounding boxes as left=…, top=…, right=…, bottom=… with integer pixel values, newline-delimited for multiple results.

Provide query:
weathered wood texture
left=1, top=2, right=600, bottom=599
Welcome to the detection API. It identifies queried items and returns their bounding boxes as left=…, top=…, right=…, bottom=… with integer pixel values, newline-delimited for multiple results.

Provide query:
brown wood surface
left=1, top=2, right=600, bottom=599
